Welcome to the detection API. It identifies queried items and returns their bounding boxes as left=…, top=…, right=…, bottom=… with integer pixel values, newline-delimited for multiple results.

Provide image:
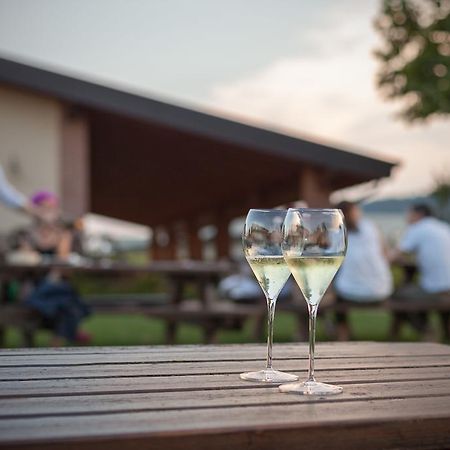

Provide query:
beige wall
left=0, top=85, right=63, bottom=232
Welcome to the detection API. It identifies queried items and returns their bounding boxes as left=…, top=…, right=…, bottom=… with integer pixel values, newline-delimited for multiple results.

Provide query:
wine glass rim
left=248, top=208, right=287, bottom=213
left=287, top=207, right=342, bottom=213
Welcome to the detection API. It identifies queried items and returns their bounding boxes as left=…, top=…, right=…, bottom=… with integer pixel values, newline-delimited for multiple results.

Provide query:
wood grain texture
left=0, top=342, right=449, bottom=450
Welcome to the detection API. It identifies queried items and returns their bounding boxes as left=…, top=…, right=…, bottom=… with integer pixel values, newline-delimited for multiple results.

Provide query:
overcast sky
left=0, top=0, right=448, bottom=200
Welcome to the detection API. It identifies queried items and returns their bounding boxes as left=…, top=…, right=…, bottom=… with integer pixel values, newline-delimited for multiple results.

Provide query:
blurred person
left=334, top=201, right=393, bottom=340
left=392, top=204, right=450, bottom=339
left=27, top=191, right=72, bottom=259
left=24, top=191, right=90, bottom=346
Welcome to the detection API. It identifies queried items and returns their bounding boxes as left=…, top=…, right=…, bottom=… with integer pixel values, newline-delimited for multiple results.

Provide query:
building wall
left=0, top=85, right=63, bottom=232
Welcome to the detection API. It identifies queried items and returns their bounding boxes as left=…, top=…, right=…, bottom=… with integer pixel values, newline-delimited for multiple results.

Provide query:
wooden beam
left=60, top=112, right=90, bottom=217
left=151, top=226, right=176, bottom=260
left=298, top=166, right=331, bottom=207
left=187, top=221, right=203, bottom=260
left=216, top=214, right=230, bottom=260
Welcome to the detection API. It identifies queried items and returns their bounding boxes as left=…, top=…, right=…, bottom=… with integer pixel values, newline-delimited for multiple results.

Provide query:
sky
left=0, top=0, right=449, bottom=201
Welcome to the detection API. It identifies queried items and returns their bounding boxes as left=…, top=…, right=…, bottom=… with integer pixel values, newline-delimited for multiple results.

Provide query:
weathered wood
left=0, top=350, right=447, bottom=369
left=0, top=343, right=449, bottom=450
left=1, top=364, right=449, bottom=399
left=2, top=379, right=450, bottom=418
left=1, top=340, right=447, bottom=355
left=0, top=396, right=450, bottom=449
left=0, top=341, right=447, bottom=357
left=1, top=363, right=449, bottom=384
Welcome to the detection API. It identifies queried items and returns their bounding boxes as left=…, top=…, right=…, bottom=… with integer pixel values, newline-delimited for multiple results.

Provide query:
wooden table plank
left=1, top=355, right=447, bottom=382
left=0, top=396, right=449, bottom=449
left=2, top=379, right=450, bottom=418
left=0, top=367, right=449, bottom=399
left=0, top=355, right=450, bottom=381
left=1, top=342, right=448, bottom=360
left=1, top=355, right=449, bottom=381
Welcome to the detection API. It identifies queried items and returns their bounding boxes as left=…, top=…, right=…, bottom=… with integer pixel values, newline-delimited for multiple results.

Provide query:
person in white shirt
left=334, top=201, right=393, bottom=340
left=398, top=204, right=450, bottom=294
left=392, top=204, right=450, bottom=338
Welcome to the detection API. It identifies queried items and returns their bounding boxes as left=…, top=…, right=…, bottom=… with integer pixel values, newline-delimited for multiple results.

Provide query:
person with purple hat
left=24, top=190, right=91, bottom=345
left=27, top=190, right=73, bottom=258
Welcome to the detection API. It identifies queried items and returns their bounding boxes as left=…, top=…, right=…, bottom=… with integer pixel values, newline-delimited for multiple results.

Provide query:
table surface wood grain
left=0, top=342, right=449, bottom=450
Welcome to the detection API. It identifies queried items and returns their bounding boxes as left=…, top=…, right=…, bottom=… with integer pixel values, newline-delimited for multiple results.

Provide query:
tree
left=431, top=173, right=450, bottom=221
left=374, top=0, right=450, bottom=121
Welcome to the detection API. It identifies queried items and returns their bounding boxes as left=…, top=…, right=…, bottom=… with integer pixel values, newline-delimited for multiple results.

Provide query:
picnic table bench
left=0, top=341, right=449, bottom=449
left=1, top=262, right=450, bottom=346
left=0, top=261, right=265, bottom=346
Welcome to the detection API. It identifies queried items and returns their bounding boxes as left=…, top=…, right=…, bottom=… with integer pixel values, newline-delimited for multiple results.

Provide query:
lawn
left=3, top=309, right=434, bottom=348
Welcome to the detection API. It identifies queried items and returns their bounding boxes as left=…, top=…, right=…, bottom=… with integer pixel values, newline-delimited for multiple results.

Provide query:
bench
left=251, top=292, right=450, bottom=341
left=2, top=293, right=449, bottom=347
left=321, top=294, right=450, bottom=341
left=0, top=295, right=265, bottom=347
left=0, top=261, right=251, bottom=346
left=86, top=294, right=265, bottom=344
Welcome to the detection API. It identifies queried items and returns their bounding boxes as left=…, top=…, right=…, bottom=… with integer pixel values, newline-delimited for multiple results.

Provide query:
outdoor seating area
left=0, top=1, right=449, bottom=448
left=1, top=259, right=449, bottom=347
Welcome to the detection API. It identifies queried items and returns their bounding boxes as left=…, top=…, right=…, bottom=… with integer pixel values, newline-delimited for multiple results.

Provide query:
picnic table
left=0, top=341, right=449, bottom=449
left=0, top=260, right=260, bottom=345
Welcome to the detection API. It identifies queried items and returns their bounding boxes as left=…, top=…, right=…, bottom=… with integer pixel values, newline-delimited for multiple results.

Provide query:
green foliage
left=432, top=173, right=450, bottom=203
left=375, top=0, right=450, bottom=121
left=431, top=172, right=450, bottom=221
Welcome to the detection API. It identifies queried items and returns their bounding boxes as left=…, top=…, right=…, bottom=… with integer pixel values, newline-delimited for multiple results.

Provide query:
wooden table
left=0, top=342, right=449, bottom=449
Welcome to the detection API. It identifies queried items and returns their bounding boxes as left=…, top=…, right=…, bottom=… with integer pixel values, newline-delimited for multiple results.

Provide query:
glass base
left=279, top=380, right=343, bottom=395
left=240, top=368, right=299, bottom=384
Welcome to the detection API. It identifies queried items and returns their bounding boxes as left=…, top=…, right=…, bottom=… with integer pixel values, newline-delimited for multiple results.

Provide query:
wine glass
left=240, top=209, right=299, bottom=383
left=280, top=208, right=347, bottom=395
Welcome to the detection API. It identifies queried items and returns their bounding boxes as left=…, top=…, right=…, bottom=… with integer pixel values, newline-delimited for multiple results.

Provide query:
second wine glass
left=240, top=209, right=298, bottom=383
left=280, top=208, right=347, bottom=395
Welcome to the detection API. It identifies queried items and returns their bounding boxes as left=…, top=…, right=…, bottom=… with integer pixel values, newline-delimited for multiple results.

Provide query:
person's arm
left=0, top=165, right=27, bottom=210
left=390, top=226, right=417, bottom=262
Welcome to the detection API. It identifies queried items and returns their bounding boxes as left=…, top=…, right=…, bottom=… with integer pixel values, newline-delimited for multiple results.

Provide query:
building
left=0, top=56, right=396, bottom=259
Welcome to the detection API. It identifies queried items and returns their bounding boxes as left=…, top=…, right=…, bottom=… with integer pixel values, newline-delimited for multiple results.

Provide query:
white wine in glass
left=240, top=209, right=298, bottom=383
left=280, top=208, right=347, bottom=395
left=285, top=256, right=344, bottom=306
left=246, top=255, right=291, bottom=301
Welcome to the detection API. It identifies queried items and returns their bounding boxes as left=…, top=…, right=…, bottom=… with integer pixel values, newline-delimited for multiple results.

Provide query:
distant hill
left=362, top=195, right=450, bottom=224
left=362, top=196, right=434, bottom=213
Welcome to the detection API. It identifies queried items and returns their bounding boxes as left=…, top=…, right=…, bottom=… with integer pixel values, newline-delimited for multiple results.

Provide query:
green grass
left=3, top=309, right=438, bottom=348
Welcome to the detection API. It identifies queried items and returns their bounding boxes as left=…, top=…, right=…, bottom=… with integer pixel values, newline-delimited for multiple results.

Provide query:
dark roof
left=0, top=56, right=396, bottom=178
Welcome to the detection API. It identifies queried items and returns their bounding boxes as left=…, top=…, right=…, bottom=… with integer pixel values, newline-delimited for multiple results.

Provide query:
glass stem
left=307, top=303, right=319, bottom=382
left=266, top=297, right=277, bottom=370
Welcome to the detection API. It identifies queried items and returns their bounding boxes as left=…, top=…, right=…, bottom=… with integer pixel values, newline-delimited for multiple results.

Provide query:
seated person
left=334, top=201, right=393, bottom=340
left=24, top=191, right=90, bottom=346
left=28, top=191, right=72, bottom=259
left=392, top=204, right=450, bottom=339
